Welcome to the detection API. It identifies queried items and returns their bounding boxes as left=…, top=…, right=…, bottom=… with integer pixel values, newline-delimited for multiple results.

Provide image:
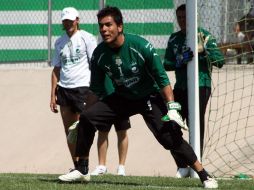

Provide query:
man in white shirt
left=50, top=7, right=98, bottom=170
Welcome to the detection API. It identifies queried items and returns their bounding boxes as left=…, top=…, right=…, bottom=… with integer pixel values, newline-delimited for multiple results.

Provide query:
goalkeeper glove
left=175, top=47, right=193, bottom=68
left=161, top=102, right=188, bottom=131
left=67, top=121, right=79, bottom=144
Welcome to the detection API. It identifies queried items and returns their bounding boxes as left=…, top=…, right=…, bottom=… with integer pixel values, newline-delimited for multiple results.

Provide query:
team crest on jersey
left=131, top=66, right=139, bottom=74
left=123, top=77, right=140, bottom=87
left=115, top=56, right=122, bottom=66
left=76, top=48, right=80, bottom=53
left=131, top=61, right=139, bottom=74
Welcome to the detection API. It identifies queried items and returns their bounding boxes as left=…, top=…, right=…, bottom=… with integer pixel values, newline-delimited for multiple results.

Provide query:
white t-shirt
left=52, top=30, right=97, bottom=88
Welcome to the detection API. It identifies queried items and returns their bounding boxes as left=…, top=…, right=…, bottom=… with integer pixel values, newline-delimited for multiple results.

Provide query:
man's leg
left=116, top=130, right=128, bottom=175
left=58, top=114, right=96, bottom=182
left=171, top=89, right=190, bottom=177
left=58, top=98, right=121, bottom=182
left=60, top=106, right=79, bottom=168
left=114, top=117, right=131, bottom=176
left=199, top=87, right=211, bottom=157
left=141, top=93, right=218, bottom=188
left=91, top=131, right=109, bottom=175
left=117, top=130, right=128, bottom=166
left=98, top=132, right=109, bottom=166
left=170, top=151, right=190, bottom=178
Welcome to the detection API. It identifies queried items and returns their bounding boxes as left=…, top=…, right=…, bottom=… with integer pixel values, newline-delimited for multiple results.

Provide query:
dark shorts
left=56, top=85, right=91, bottom=113
left=98, top=118, right=131, bottom=132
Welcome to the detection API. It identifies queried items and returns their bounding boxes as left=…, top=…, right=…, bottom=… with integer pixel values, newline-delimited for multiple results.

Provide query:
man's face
left=98, top=15, right=123, bottom=46
left=62, top=19, right=78, bottom=34
left=176, top=10, right=186, bottom=32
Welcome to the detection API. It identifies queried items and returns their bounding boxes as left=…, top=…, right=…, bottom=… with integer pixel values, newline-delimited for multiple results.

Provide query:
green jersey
left=102, top=75, right=115, bottom=98
left=163, top=28, right=225, bottom=90
left=90, top=33, right=170, bottom=100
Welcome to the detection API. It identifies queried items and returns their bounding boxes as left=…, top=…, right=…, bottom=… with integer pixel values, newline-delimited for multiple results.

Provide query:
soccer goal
left=194, top=0, right=254, bottom=178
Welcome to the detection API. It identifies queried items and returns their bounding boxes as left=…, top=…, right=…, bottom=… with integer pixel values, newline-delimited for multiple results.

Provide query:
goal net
left=195, top=0, right=254, bottom=178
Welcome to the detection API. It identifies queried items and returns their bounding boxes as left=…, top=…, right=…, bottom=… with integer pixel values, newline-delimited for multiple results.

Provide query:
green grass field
left=0, top=173, right=253, bottom=190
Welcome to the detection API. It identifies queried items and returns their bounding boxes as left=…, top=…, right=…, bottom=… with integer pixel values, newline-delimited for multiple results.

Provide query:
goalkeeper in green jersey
left=58, top=6, right=218, bottom=188
left=163, top=4, right=225, bottom=178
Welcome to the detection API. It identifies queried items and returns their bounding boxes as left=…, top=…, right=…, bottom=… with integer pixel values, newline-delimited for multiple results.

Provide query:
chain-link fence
left=0, top=0, right=100, bottom=63
left=0, top=0, right=175, bottom=63
left=1, top=0, right=252, bottom=64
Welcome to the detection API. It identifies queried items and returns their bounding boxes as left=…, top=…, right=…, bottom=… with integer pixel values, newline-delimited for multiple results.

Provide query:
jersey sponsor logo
left=61, top=55, right=80, bottom=65
left=123, top=77, right=140, bottom=87
left=114, top=76, right=140, bottom=87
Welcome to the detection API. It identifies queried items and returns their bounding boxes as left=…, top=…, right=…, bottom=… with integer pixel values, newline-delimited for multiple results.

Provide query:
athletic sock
left=77, top=159, right=89, bottom=175
left=74, top=161, right=78, bottom=169
left=197, top=169, right=210, bottom=183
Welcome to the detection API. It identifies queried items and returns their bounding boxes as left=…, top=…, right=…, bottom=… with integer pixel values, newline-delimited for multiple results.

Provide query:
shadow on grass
left=37, top=176, right=199, bottom=189
left=38, top=178, right=175, bottom=188
left=38, top=177, right=141, bottom=187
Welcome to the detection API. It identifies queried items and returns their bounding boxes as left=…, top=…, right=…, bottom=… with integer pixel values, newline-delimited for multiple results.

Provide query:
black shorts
left=98, top=118, right=131, bottom=132
left=56, top=85, right=91, bottom=113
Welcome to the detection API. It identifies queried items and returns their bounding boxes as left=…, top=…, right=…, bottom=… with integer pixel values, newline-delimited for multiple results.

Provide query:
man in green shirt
left=163, top=4, right=224, bottom=178
left=59, top=6, right=218, bottom=188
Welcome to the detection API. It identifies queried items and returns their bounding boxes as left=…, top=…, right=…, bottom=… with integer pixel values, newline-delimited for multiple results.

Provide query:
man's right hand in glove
left=175, top=47, right=193, bottom=68
left=161, top=101, right=188, bottom=131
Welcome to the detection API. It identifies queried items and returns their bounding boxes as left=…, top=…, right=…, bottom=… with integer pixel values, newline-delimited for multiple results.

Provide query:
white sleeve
left=51, top=40, right=61, bottom=67
left=86, top=34, right=98, bottom=63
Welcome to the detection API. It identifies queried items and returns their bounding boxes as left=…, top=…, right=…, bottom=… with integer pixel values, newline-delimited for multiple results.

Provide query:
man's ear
left=118, top=24, right=123, bottom=33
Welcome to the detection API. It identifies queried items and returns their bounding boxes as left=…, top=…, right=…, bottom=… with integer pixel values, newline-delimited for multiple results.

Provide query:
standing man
left=50, top=7, right=97, bottom=170
left=163, top=4, right=224, bottom=178
left=91, top=118, right=130, bottom=176
left=91, top=77, right=130, bottom=176
left=59, top=6, right=218, bottom=188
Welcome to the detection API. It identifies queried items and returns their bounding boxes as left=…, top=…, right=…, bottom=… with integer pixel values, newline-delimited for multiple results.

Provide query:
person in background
left=91, top=77, right=130, bottom=176
left=163, top=4, right=225, bottom=178
left=50, top=7, right=97, bottom=170
left=91, top=123, right=130, bottom=176
left=58, top=6, right=218, bottom=189
left=235, top=0, right=254, bottom=64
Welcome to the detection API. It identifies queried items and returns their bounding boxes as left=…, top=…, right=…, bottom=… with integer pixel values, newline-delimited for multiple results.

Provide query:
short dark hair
left=97, top=6, right=123, bottom=25
left=176, top=4, right=186, bottom=13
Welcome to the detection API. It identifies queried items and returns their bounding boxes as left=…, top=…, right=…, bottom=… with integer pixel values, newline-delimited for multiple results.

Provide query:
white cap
left=61, top=7, right=79, bottom=21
